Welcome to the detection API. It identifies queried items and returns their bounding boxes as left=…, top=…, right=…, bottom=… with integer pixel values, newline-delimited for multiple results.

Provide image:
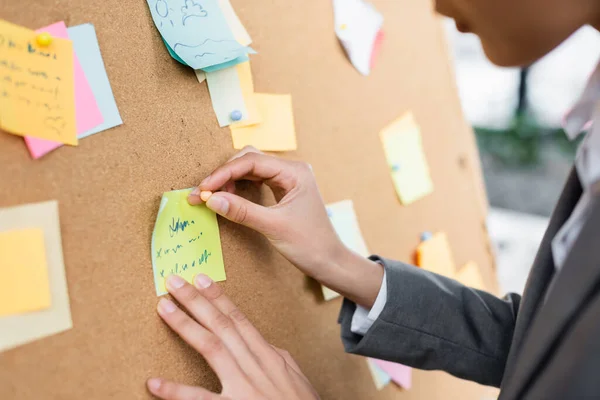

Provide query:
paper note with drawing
left=24, top=21, right=103, bottom=159
left=321, top=200, right=370, bottom=300
left=416, top=232, right=456, bottom=278
left=0, top=201, right=72, bottom=353
left=380, top=112, right=433, bottom=205
left=0, top=19, right=77, bottom=145
left=372, top=359, right=412, bottom=390
left=230, top=93, right=297, bottom=151
left=152, top=189, right=226, bottom=296
left=0, top=228, right=51, bottom=317
left=147, top=0, right=250, bottom=70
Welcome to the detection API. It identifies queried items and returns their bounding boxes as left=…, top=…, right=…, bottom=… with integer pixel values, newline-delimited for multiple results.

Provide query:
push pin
left=391, top=163, right=401, bottom=172
left=420, top=231, right=433, bottom=242
left=36, top=32, right=53, bottom=47
left=230, top=109, right=243, bottom=122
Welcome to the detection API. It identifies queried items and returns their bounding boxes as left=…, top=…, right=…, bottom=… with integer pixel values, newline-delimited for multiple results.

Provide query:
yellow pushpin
left=36, top=32, right=53, bottom=47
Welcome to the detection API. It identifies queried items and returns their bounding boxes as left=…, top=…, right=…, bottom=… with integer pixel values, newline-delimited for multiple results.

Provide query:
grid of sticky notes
left=0, top=201, right=72, bottom=353
left=0, top=19, right=122, bottom=159
left=151, top=189, right=226, bottom=296
left=380, top=112, right=434, bottom=205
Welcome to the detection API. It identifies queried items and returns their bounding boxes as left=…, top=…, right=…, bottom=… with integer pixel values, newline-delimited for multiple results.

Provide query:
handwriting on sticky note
left=147, top=0, right=249, bottom=70
left=416, top=232, right=456, bottom=278
left=380, top=112, right=433, bottom=205
left=0, top=228, right=51, bottom=317
left=151, top=189, right=226, bottom=295
left=0, top=19, right=77, bottom=145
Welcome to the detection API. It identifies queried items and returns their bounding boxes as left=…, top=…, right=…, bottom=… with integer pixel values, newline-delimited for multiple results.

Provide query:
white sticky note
left=206, top=65, right=248, bottom=127
left=195, top=69, right=206, bottom=84
left=332, top=0, right=383, bottom=75
left=321, top=200, right=370, bottom=300
left=0, top=201, right=72, bottom=353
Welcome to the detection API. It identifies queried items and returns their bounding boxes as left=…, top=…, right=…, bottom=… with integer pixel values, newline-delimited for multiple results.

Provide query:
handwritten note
left=24, top=21, right=103, bottom=159
left=0, top=19, right=77, bottom=145
left=456, top=261, right=486, bottom=291
left=230, top=93, right=297, bottom=151
left=152, top=189, right=226, bottom=296
left=322, top=200, right=370, bottom=300
left=0, top=228, right=51, bottom=317
left=416, top=232, right=456, bottom=278
left=380, top=112, right=433, bottom=205
left=147, top=0, right=250, bottom=70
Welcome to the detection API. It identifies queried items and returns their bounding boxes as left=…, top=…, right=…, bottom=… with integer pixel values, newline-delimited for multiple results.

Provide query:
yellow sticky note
left=0, top=19, right=77, bottom=145
left=230, top=93, right=297, bottom=151
left=380, top=112, right=433, bottom=204
left=151, top=189, right=226, bottom=296
left=416, top=232, right=456, bottom=278
left=230, top=61, right=261, bottom=128
left=455, top=261, right=486, bottom=291
left=0, top=228, right=51, bottom=317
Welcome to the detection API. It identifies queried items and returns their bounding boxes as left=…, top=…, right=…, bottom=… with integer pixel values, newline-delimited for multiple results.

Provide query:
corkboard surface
left=0, top=0, right=497, bottom=399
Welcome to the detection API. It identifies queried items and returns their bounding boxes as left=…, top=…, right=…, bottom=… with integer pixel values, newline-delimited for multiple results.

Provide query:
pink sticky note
left=373, top=359, right=412, bottom=390
left=24, top=21, right=103, bottom=159
left=369, top=30, right=384, bottom=70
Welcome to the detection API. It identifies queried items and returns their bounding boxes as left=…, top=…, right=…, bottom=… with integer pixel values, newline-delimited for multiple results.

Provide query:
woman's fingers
left=147, top=378, right=222, bottom=400
left=205, top=191, right=279, bottom=233
left=156, top=297, right=247, bottom=386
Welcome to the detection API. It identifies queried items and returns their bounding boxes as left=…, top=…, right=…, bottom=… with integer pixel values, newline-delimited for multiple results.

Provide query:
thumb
left=205, top=192, right=274, bottom=233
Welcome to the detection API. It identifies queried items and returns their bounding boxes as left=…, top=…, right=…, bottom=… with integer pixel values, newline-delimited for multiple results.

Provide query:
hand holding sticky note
left=0, top=19, right=77, bottom=145
left=151, top=189, right=226, bottom=295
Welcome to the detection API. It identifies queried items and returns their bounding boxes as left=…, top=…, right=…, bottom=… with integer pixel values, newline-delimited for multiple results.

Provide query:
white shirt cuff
left=350, top=270, right=387, bottom=336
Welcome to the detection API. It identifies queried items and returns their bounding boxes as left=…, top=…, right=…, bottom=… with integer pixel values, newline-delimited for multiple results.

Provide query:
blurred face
left=435, top=0, right=598, bottom=67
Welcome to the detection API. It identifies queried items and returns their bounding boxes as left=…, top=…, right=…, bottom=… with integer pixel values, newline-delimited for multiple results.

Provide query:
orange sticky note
left=0, top=228, right=51, bottom=317
left=416, top=232, right=455, bottom=278
left=230, top=93, right=297, bottom=151
left=0, top=19, right=77, bottom=145
left=455, top=261, right=486, bottom=291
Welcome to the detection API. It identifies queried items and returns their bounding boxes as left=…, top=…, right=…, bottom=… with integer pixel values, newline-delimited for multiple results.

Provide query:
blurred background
left=443, top=20, right=600, bottom=294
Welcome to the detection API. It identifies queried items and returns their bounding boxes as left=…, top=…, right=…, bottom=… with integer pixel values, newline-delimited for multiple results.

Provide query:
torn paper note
left=332, top=0, right=383, bottom=75
left=206, top=64, right=248, bottom=127
left=416, top=232, right=456, bottom=278
left=24, top=21, right=103, bottom=159
left=0, top=201, right=72, bottom=353
left=0, top=19, right=77, bottom=145
left=380, top=112, right=433, bottom=205
left=230, top=93, right=297, bottom=151
left=321, top=200, right=370, bottom=300
left=0, top=228, right=51, bottom=317
left=372, top=359, right=412, bottom=390
left=152, top=188, right=226, bottom=296
left=146, top=0, right=250, bottom=70
left=456, top=261, right=486, bottom=291
left=367, top=358, right=392, bottom=390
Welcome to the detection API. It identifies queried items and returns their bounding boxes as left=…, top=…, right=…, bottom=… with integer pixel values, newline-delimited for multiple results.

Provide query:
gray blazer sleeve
left=338, top=256, right=521, bottom=387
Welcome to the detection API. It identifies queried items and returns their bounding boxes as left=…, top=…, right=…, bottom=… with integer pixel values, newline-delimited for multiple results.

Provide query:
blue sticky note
left=147, top=0, right=250, bottom=70
left=67, top=24, right=122, bottom=139
left=202, top=54, right=248, bottom=72
left=162, top=36, right=189, bottom=66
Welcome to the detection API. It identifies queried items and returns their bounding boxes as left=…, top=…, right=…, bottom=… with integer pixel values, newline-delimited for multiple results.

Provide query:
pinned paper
left=146, top=0, right=250, bottom=70
left=218, top=0, right=252, bottom=46
left=380, top=112, right=433, bottom=205
left=373, top=359, right=412, bottom=390
left=231, top=61, right=261, bottom=128
left=416, top=232, right=456, bottom=278
left=367, top=358, right=392, bottom=390
left=321, top=200, right=370, bottom=300
left=152, top=189, right=226, bottom=296
left=0, top=228, right=51, bottom=317
left=24, top=21, right=104, bottom=159
left=333, top=0, right=383, bottom=75
left=0, top=201, right=72, bottom=353
left=230, top=93, right=297, bottom=151
left=456, top=261, right=486, bottom=291
left=0, top=19, right=77, bottom=145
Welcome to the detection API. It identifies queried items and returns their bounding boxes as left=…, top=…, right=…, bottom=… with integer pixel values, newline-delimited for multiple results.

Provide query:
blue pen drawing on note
left=147, top=0, right=250, bottom=69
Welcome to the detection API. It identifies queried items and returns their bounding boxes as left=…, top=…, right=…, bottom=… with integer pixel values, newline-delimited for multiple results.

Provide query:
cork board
left=0, top=0, right=497, bottom=399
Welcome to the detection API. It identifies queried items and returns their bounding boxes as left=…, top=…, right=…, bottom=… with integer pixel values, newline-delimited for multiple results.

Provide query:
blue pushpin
left=391, top=163, right=401, bottom=172
left=420, top=231, right=433, bottom=242
left=230, top=109, right=243, bottom=121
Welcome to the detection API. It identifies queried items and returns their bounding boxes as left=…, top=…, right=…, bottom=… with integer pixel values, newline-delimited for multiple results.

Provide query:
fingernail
left=166, top=274, right=185, bottom=290
left=200, top=191, right=212, bottom=202
left=194, top=274, right=212, bottom=288
left=190, top=187, right=200, bottom=196
left=157, top=298, right=177, bottom=314
left=147, top=378, right=162, bottom=392
left=206, top=195, right=229, bottom=215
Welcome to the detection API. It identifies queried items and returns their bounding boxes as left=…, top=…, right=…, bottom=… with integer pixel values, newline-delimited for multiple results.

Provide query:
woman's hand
left=147, top=274, right=320, bottom=400
left=188, top=147, right=383, bottom=308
